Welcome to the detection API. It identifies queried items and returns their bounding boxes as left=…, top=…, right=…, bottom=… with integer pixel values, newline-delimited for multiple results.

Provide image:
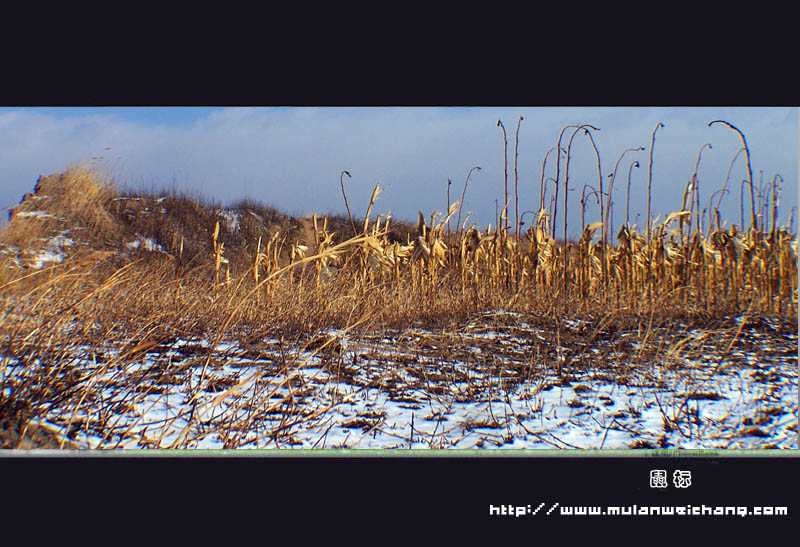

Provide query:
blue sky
left=11, top=107, right=225, bottom=127
left=1, top=107, right=796, bottom=237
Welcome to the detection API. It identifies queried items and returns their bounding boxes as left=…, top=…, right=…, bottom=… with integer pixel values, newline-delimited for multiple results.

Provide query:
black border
left=2, top=455, right=797, bottom=538
left=1, top=14, right=793, bottom=106
left=1, top=19, right=796, bottom=539
left=4, top=57, right=793, bottom=106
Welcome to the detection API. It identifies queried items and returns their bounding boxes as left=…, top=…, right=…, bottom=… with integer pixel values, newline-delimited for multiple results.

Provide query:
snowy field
left=2, top=311, right=796, bottom=450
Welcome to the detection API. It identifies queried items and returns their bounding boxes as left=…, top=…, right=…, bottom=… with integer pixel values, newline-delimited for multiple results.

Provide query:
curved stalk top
left=719, top=147, right=746, bottom=213
left=709, top=120, right=757, bottom=231
left=647, top=122, right=664, bottom=243
left=563, top=124, right=600, bottom=244
left=514, top=116, right=523, bottom=242
left=626, top=160, right=640, bottom=227
left=691, top=142, right=712, bottom=235
left=552, top=124, right=582, bottom=238
left=456, top=166, right=481, bottom=240
left=606, top=147, right=644, bottom=245
left=497, top=120, right=509, bottom=234
left=340, top=170, right=357, bottom=237
left=540, top=146, right=565, bottom=213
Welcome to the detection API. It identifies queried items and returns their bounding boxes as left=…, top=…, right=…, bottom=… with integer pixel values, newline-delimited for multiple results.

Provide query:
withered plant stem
left=646, top=122, right=664, bottom=243
left=497, top=120, right=509, bottom=234
left=456, top=166, right=481, bottom=239
left=340, top=170, right=357, bottom=237
left=709, top=120, right=757, bottom=231
left=513, top=116, right=523, bottom=242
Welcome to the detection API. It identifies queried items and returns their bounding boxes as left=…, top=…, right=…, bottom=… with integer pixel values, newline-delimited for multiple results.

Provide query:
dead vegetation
left=0, top=118, right=796, bottom=448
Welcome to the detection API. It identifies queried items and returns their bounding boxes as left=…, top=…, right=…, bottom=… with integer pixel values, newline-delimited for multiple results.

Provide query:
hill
left=1, top=166, right=418, bottom=273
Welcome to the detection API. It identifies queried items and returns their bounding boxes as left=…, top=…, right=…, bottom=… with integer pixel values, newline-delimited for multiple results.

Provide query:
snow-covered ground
left=0, top=231, right=77, bottom=268
left=218, top=210, right=240, bottom=232
left=4, top=312, right=795, bottom=449
left=126, top=235, right=167, bottom=253
left=14, top=211, right=56, bottom=219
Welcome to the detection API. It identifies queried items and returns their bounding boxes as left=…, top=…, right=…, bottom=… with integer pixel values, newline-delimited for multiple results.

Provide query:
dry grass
left=0, top=148, right=795, bottom=448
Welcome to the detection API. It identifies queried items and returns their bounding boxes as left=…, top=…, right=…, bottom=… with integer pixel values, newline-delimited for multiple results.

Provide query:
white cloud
left=0, top=107, right=796, bottom=236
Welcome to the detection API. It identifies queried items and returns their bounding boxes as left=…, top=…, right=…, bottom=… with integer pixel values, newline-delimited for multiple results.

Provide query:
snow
left=219, top=210, right=240, bottom=232
left=49, top=234, right=74, bottom=248
left=126, top=236, right=167, bottom=253
left=27, top=250, right=65, bottom=268
left=15, top=211, right=56, bottom=219
left=4, top=313, right=794, bottom=450
left=24, top=232, right=74, bottom=268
